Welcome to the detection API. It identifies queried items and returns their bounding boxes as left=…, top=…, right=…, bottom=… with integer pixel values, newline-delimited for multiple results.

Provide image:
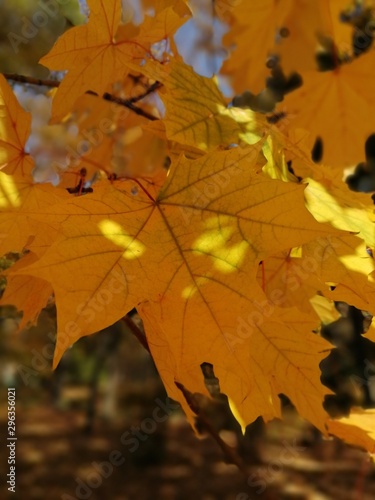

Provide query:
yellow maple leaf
left=39, top=0, right=189, bottom=120
left=327, top=408, right=375, bottom=455
left=222, top=0, right=325, bottom=94
left=16, top=146, right=339, bottom=429
left=283, top=51, right=375, bottom=166
left=304, top=173, right=375, bottom=248
left=136, top=59, right=264, bottom=151
left=256, top=249, right=322, bottom=315
left=1, top=252, right=52, bottom=329
left=140, top=297, right=332, bottom=432
left=310, top=294, right=341, bottom=325
left=0, top=75, right=34, bottom=176
left=144, top=119, right=206, bottom=162
left=310, top=234, right=375, bottom=312
left=0, top=171, right=69, bottom=254
left=120, top=0, right=189, bottom=44
left=257, top=232, right=375, bottom=316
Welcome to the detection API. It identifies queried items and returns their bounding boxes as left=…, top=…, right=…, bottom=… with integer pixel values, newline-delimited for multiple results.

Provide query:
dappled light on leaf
left=191, top=217, right=250, bottom=274
left=327, top=409, right=375, bottom=455
left=16, top=146, right=337, bottom=429
left=0, top=172, right=69, bottom=254
left=0, top=174, right=21, bottom=208
left=98, top=219, right=146, bottom=260
left=136, top=60, right=263, bottom=151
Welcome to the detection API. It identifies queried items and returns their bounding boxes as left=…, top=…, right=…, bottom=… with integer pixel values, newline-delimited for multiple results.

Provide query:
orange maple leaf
left=1, top=252, right=52, bottom=329
left=17, top=145, right=339, bottom=429
left=40, top=0, right=190, bottom=120
left=0, top=75, right=34, bottom=176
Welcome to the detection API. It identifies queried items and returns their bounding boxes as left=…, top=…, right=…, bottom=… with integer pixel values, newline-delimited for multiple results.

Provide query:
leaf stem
left=132, top=178, right=156, bottom=202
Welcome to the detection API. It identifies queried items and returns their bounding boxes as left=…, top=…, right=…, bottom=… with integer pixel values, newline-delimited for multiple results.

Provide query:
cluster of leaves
left=2, top=0, right=375, bottom=454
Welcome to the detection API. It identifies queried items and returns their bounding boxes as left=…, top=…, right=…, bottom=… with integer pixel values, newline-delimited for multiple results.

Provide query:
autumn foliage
left=2, top=0, right=375, bottom=454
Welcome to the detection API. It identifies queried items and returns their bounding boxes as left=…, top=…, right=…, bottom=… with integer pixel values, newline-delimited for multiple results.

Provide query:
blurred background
left=1, top=1, right=375, bottom=499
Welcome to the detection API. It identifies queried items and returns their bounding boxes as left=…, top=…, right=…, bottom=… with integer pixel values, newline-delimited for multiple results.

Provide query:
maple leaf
left=222, top=0, right=325, bottom=94
left=140, top=298, right=332, bottom=431
left=136, top=60, right=264, bottom=151
left=327, top=408, right=375, bottom=455
left=39, top=0, right=190, bottom=120
left=312, top=234, right=375, bottom=312
left=120, top=0, right=189, bottom=44
left=257, top=248, right=322, bottom=315
left=304, top=152, right=374, bottom=215
left=310, top=294, right=341, bottom=325
left=283, top=51, right=375, bottom=166
left=16, top=145, right=339, bottom=429
left=40, top=0, right=125, bottom=119
left=0, top=172, right=69, bottom=254
left=304, top=177, right=375, bottom=250
left=262, top=135, right=302, bottom=183
left=1, top=252, right=52, bottom=329
left=260, top=234, right=375, bottom=315
left=0, top=75, right=34, bottom=176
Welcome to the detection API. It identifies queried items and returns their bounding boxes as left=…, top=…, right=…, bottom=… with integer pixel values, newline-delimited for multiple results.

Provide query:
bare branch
left=2, top=73, right=161, bottom=121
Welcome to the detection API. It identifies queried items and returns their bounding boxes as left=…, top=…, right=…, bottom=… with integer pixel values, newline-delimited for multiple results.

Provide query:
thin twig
left=2, top=73, right=160, bottom=121
left=122, top=314, right=150, bottom=352
left=3, top=73, right=60, bottom=87
left=102, top=93, right=158, bottom=121
left=175, top=381, right=249, bottom=477
left=127, top=80, right=162, bottom=103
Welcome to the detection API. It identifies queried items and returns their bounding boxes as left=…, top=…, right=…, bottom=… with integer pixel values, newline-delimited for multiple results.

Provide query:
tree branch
left=3, top=74, right=60, bottom=87
left=122, top=314, right=150, bottom=352
left=2, top=73, right=161, bottom=121
left=123, top=312, right=249, bottom=477
left=175, top=381, right=249, bottom=477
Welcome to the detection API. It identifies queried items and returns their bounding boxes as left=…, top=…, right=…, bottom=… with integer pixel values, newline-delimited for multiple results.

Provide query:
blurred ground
left=0, top=400, right=375, bottom=500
